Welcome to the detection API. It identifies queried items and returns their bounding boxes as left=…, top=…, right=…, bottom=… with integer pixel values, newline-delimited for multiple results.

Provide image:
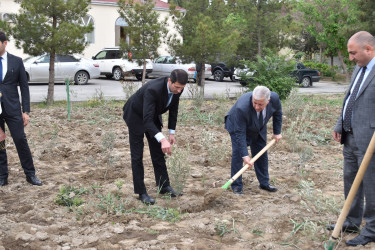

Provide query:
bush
left=303, top=62, right=338, bottom=78
left=242, top=53, right=296, bottom=100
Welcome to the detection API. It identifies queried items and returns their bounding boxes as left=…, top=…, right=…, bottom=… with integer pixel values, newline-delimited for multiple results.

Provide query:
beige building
left=0, top=0, right=184, bottom=59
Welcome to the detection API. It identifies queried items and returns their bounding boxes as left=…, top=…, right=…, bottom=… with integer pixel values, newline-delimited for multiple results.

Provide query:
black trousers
left=128, top=128, right=170, bottom=194
left=0, top=107, right=35, bottom=179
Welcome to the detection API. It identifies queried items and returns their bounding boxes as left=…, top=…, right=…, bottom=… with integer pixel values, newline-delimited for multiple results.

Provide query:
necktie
left=259, top=110, right=263, bottom=128
left=343, top=66, right=367, bottom=132
left=167, top=93, right=173, bottom=107
left=0, top=57, right=3, bottom=84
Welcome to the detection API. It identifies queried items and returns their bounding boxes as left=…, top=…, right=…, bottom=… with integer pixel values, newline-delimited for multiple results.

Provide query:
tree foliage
left=243, top=52, right=296, bottom=100
left=11, top=0, right=93, bottom=105
left=296, top=0, right=360, bottom=74
left=168, top=0, right=240, bottom=94
left=118, top=0, right=167, bottom=84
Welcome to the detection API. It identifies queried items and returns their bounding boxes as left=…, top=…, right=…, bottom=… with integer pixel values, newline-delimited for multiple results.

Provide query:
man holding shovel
left=0, top=31, right=42, bottom=186
left=328, top=31, right=375, bottom=247
left=225, top=86, right=282, bottom=194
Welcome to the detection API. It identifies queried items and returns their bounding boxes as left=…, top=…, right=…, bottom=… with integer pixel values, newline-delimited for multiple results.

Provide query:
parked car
left=92, top=47, right=153, bottom=81
left=234, top=62, right=321, bottom=87
left=291, top=63, right=321, bottom=87
left=23, top=54, right=100, bottom=85
left=211, top=62, right=235, bottom=82
left=148, top=56, right=211, bottom=81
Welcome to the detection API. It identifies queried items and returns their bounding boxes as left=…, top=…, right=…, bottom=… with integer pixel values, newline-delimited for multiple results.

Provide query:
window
left=79, top=15, right=95, bottom=44
left=115, top=17, right=130, bottom=46
left=105, top=51, right=117, bottom=59
left=57, top=55, right=79, bottom=62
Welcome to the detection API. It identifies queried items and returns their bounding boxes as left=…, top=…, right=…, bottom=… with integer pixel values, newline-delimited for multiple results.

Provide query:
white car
left=23, top=54, right=100, bottom=85
left=92, top=47, right=153, bottom=81
left=148, top=56, right=211, bottom=81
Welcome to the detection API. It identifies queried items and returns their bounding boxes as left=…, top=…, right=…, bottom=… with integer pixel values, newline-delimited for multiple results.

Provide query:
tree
left=11, top=0, right=93, bottom=105
left=169, top=0, right=240, bottom=96
left=297, top=0, right=360, bottom=78
left=118, top=0, right=167, bottom=84
left=232, top=0, right=295, bottom=59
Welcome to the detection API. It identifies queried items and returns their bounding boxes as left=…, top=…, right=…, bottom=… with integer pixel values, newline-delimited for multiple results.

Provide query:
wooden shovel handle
left=331, top=131, right=375, bottom=240
left=228, top=139, right=276, bottom=184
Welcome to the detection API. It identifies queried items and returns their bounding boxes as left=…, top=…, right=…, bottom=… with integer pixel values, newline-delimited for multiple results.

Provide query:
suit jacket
left=225, top=91, right=282, bottom=158
left=334, top=65, right=375, bottom=152
left=0, top=53, right=30, bottom=115
left=123, top=77, right=182, bottom=137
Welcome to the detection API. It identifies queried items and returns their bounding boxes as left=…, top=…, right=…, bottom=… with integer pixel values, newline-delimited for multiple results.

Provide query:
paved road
left=27, top=77, right=349, bottom=103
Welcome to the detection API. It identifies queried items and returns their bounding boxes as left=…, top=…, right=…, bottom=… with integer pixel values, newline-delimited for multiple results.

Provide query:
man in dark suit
left=0, top=31, right=42, bottom=186
left=225, top=86, right=282, bottom=194
left=328, top=31, right=375, bottom=246
left=123, top=69, right=188, bottom=204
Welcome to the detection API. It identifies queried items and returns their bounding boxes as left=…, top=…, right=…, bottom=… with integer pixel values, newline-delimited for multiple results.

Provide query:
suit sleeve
left=272, top=96, right=282, bottom=135
left=230, top=109, right=250, bottom=158
left=18, top=57, right=30, bottom=113
left=142, top=88, right=161, bottom=137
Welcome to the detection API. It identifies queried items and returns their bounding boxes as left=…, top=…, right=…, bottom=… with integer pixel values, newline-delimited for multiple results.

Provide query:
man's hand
left=169, top=134, right=176, bottom=145
left=22, top=113, right=30, bottom=127
left=332, top=131, right=341, bottom=142
left=243, top=156, right=254, bottom=167
left=272, top=134, right=282, bottom=143
left=160, top=138, right=172, bottom=156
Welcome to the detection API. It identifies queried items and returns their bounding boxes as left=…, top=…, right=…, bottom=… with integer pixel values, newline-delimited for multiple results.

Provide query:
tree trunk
left=331, top=56, right=334, bottom=67
left=200, top=67, right=205, bottom=97
left=142, top=60, right=146, bottom=85
left=47, top=16, right=57, bottom=106
left=337, top=50, right=349, bottom=83
left=320, top=47, right=323, bottom=63
left=47, top=53, right=55, bottom=106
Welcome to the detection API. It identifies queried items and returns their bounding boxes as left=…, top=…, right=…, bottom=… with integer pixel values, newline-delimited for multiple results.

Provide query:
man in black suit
left=0, top=31, right=42, bottom=186
left=123, top=69, right=188, bottom=204
left=225, top=86, right=282, bottom=194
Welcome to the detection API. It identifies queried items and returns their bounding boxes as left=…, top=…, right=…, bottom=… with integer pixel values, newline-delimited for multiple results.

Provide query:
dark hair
left=170, top=69, right=188, bottom=85
left=0, top=31, right=8, bottom=43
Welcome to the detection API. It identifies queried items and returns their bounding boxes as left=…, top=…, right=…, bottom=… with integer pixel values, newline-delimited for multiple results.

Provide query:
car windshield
left=23, top=57, right=35, bottom=63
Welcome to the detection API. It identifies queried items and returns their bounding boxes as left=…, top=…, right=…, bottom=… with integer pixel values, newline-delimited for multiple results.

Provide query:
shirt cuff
left=169, top=129, right=175, bottom=135
left=154, top=132, right=165, bottom=143
left=242, top=155, right=249, bottom=159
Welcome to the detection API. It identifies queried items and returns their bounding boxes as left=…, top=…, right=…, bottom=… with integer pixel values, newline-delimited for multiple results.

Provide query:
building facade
left=0, top=0, right=183, bottom=59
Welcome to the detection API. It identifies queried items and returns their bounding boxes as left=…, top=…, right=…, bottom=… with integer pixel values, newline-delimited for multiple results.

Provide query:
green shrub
left=242, top=53, right=296, bottom=100
left=303, top=62, right=338, bottom=78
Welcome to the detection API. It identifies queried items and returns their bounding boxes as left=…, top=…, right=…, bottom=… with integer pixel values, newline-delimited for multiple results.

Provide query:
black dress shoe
left=139, top=193, right=155, bottom=205
left=327, top=223, right=360, bottom=233
left=0, top=178, right=8, bottom=186
left=232, top=187, right=243, bottom=194
left=259, top=184, right=277, bottom=192
left=159, top=186, right=182, bottom=197
left=26, top=175, right=42, bottom=186
left=346, top=235, right=374, bottom=246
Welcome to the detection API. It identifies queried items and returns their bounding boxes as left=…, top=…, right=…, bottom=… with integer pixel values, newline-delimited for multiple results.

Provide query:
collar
left=0, top=51, right=7, bottom=60
left=167, top=81, right=172, bottom=95
left=365, top=57, right=375, bottom=71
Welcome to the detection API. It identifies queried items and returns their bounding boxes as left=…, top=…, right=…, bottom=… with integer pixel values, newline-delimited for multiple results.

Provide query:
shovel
left=222, top=139, right=276, bottom=189
left=204, top=139, right=276, bottom=205
left=325, top=131, right=375, bottom=250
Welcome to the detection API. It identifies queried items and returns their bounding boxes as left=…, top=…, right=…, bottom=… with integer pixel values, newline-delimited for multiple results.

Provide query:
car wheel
left=230, top=75, right=236, bottom=81
left=301, top=76, right=311, bottom=87
left=135, top=74, right=143, bottom=81
left=213, top=70, right=224, bottom=82
left=74, top=71, right=89, bottom=85
left=113, top=67, right=122, bottom=81
left=240, top=80, right=247, bottom=87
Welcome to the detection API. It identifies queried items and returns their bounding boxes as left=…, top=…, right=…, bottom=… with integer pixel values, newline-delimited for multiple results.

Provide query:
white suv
left=92, top=47, right=153, bottom=81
